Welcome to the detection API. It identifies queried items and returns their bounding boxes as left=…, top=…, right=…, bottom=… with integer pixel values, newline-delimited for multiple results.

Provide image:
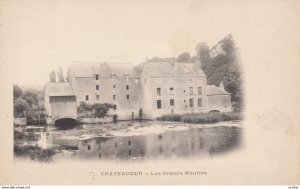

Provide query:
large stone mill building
left=45, top=61, right=232, bottom=124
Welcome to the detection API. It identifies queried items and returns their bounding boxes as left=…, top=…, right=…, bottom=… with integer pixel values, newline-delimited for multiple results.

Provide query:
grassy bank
left=157, top=112, right=241, bottom=124
left=14, top=145, right=55, bottom=162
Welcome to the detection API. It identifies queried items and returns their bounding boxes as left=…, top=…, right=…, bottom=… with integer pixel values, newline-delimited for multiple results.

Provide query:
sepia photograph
left=0, top=0, right=299, bottom=186
left=13, top=34, right=243, bottom=162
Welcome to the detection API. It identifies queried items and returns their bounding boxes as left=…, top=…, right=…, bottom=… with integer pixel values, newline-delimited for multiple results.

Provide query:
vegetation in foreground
left=157, top=112, right=241, bottom=124
left=14, top=145, right=55, bottom=162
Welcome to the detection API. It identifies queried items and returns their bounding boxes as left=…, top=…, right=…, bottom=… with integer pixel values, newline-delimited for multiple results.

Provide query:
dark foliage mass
left=77, top=102, right=114, bottom=118
left=148, top=34, right=243, bottom=111
left=13, top=85, right=45, bottom=117
left=196, top=34, right=243, bottom=111
left=14, top=145, right=55, bottom=162
left=157, top=112, right=242, bottom=123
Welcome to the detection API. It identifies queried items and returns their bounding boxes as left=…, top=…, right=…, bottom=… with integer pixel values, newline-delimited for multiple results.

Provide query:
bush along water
left=157, top=112, right=241, bottom=124
left=14, top=145, right=55, bottom=162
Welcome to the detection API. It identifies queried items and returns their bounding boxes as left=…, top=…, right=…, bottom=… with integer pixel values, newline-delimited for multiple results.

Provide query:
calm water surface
left=15, top=121, right=242, bottom=161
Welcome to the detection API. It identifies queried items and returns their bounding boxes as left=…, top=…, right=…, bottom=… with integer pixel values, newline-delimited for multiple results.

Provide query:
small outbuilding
left=44, top=82, right=77, bottom=126
left=206, top=85, right=232, bottom=112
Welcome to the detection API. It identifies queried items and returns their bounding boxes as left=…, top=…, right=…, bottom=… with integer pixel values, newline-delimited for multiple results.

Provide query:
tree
left=93, top=103, right=113, bottom=118
left=219, top=34, right=236, bottom=55
left=176, top=52, right=191, bottom=62
left=195, top=42, right=211, bottom=65
left=22, top=91, right=38, bottom=109
left=13, top=85, right=23, bottom=99
left=195, top=34, right=243, bottom=111
left=14, top=98, right=28, bottom=117
left=49, top=71, right=56, bottom=82
left=57, top=67, right=65, bottom=82
left=65, top=67, right=70, bottom=82
left=223, top=66, right=243, bottom=111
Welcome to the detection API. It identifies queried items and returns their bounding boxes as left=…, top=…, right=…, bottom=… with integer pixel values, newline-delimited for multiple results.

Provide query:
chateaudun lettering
left=100, top=171, right=143, bottom=176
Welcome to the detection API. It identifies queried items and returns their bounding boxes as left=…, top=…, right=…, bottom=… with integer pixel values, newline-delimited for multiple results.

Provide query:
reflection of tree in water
left=77, top=126, right=241, bottom=160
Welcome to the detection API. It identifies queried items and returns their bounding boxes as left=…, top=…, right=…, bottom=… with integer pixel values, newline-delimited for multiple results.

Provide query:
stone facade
left=44, top=82, right=77, bottom=124
left=139, top=62, right=209, bottom=118
left=45, top=61, right=232, bottom=121
left=69, top=63, right=141, bottom=120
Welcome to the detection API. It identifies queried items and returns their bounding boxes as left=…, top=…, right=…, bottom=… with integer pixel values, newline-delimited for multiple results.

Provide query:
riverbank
left=157, top=112, right=242, bottom=124
left=14, top=120, right=242, bottom=162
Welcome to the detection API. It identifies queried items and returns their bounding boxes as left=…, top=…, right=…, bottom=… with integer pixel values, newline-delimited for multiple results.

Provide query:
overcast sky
left=1, top=0, right=299, bottom=86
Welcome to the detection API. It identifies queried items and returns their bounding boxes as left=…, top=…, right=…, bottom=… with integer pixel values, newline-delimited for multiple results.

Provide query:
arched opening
left=208, top=110, right=221, bottom=113
left=55, top=118, right=76, bottom=130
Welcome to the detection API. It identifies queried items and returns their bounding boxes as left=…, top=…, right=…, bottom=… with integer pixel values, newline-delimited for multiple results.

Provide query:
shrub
left=157, top=112, right=241, bottom=124
left=221, top=112, right=241, bottom=121
left=14, top=145, right=55, bottom=162
left=157, top=114, right=182, bottom=122
left=181, top=112, right=222, bottom=124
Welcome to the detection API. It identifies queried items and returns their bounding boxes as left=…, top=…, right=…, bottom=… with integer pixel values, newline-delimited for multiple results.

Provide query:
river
left=14, top=121, right=242, bottom=161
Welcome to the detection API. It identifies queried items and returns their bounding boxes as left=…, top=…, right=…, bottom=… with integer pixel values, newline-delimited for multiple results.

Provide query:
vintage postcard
left=0, top=0, right=299, bottom=185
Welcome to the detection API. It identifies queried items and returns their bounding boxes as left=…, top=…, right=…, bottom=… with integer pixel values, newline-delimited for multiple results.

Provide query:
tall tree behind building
left=196, top=34, right=243, bottom=111
left=57, top=67, right=65, bottom=82
left=49, top=71, right=56, bottom=82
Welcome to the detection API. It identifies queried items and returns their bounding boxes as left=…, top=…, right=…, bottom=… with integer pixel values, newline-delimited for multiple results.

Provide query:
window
left=113, top=84, right=116, bottom=89
left=126, top=85, right=129, bottom=90
left=157, top=88, right=161, bottom=96
left=198, top=87, right=202, bottom=95
left=189, top=87, right=194, bottom=95
left=113, top=105, right=117, bottom=110
left=96, top=95, right=99, bottom=100
left=170, top=99, right=174, bottom=106
left=183, top=89, right=186, bottom=94
left=96, top=74, right=99, bottom=80
left=170, top=87, right=174, bottom=95
left=96, top=85, right=99, bottom=90
left=126, top=95, right=129, bottom=100
left=198, top=98, right=202, bottom=107
left=85, top=95, right=89, bottom=101
left=113, top=95, right=116, bottom=100
left=189, top=98, right=194, bottom=107
left=157, top=100, right=161, bottom=109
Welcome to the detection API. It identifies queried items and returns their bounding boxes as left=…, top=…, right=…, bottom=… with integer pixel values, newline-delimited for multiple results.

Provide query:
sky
left=1, top=0, right=299, bottom=86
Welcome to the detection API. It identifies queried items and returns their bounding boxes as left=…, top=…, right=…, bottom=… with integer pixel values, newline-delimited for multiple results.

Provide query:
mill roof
left=45, top=82, right=75, bottom=97
left=206, top=85, right=230, bottom=96
left=142, top=62, right=206, bottom=78
left=70, top=62, right=141, bottom=78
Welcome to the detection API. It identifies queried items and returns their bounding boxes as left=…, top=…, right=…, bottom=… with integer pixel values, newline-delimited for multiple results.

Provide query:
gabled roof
left=141, top=62, right=206, bottom=78
left=206, top=85, right=230, bottom=96
left=45, top=82, right=75, bottom=97
left=70, top=62, right=141, bottom=78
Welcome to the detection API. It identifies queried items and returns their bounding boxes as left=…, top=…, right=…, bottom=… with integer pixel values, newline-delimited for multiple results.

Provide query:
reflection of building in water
left=77, top=127, right=240, bottom=160
left=24, top=126, right=53, bottom=149
left=45, top=60, right=232, bottom=122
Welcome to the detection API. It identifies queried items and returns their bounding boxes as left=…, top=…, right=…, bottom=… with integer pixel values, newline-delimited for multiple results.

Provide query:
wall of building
left=49, top=96, right=77, bottom=120
left=141, top=76, right=208, bottom=118
left=71, top=75, right=141, bottom=120
left=206, top=95, right=232, bottom=112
